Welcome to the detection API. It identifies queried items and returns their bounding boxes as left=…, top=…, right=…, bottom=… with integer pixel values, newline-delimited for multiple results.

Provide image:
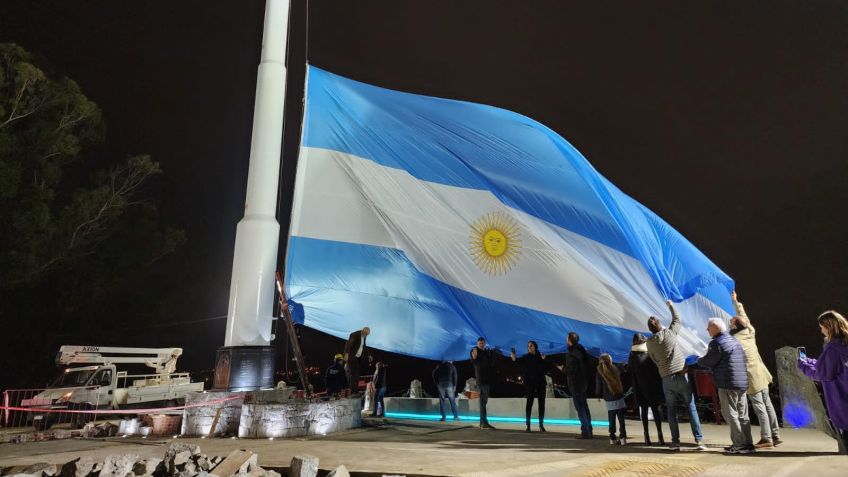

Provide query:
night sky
left=1, top=1, right=846, bottom=392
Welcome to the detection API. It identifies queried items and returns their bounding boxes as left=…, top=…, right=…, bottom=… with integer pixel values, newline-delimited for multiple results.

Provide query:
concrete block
left=326, top=465, right=350, bottom=477
left=99, top=454, right=140, bottom=477
left=60, top=457, right=96, bottom=477
left=182, top=391, right=245, bottom=437
left=288, top=455, right=318, bottom=477
left=132, top=458, right=162, bottom=476
left=210, top=450, right=255, bottom=477
left=238, top=397, right=361, bottom=438
left=20, top=463, right=58, bottom=477
left=775, top=346, right=837, bottom=438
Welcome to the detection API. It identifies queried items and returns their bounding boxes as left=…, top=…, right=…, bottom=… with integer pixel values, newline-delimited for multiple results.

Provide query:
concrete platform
left=0, top=418, right=843, bottom=476
left=385, top=397, right=608, bottom=425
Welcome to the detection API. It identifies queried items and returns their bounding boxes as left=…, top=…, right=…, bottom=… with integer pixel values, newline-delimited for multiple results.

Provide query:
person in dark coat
left=373, top=361, right=387, bottom=417
left=697, top=318, right=753, bottom=454
left=324, top=353, right=348, bottom=396
left=510, top=340, right=553, bottom=432
left=628, top=333, right=665, bottom=446
left=432, top=360, right=459, bottom=421
left=471, top=336, right=498, bottom=429
left=343, top=326, right=370, bottom=393
left=565, top=332, right=593, bottom=438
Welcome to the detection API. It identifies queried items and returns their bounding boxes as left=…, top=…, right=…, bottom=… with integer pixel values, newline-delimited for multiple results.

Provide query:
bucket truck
left=23, top=346, right=203, bottom=430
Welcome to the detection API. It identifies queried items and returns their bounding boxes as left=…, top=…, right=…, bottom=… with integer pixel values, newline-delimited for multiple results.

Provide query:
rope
left=0, top=395, right=241, bottom=415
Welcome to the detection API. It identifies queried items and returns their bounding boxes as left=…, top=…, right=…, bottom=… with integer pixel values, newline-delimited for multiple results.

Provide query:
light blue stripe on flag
left=286, top=66, right=734, bottom=361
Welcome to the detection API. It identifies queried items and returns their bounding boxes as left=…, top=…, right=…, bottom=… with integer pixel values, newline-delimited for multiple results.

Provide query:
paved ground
left=0, top=419, right=844, bottom=476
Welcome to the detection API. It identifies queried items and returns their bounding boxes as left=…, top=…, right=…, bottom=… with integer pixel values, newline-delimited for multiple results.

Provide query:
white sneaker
left=696, top=440, right=707, bottom=450
left=620, top=437, right=627, bottom=446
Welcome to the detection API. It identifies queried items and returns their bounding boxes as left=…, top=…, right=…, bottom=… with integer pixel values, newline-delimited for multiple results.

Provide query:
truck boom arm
left=56, top=346, right=183, bottom=375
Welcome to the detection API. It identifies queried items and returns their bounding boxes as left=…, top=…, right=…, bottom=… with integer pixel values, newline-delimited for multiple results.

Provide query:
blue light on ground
left=782, top=400, right=815, bottom=428
left=384, top=412, right=609, bottom=426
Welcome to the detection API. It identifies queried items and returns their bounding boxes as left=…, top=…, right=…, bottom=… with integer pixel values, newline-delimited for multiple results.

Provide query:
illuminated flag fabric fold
left=285, top=65, right=734, bottom=362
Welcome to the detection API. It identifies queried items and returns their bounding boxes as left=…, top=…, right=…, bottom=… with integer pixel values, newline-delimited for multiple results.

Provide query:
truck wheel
left=33, top=414, right=55, bottom=431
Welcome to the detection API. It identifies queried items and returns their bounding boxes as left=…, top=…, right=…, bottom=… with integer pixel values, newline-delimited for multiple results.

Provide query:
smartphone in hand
left=798, top=346, right=807, bottom=359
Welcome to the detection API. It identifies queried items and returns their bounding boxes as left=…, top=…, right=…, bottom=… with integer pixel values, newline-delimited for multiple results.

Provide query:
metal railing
left=2, top=386, right=106, bottom=431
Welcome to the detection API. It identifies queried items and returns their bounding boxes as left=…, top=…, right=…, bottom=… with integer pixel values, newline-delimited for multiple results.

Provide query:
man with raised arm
left=645, top=300, right=706, bottom=451
left=471, top=337, right=498, bottom=429
left=730, top=290, right=782, bottom=448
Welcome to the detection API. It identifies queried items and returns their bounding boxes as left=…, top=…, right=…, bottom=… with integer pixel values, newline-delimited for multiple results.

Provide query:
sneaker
left=610, top=438, right=619, bottom=445
left=453, top=416, right=461, bottom=421
left=773, top=438, right=783, bottom=446
left=737, top=446, right=756, bottom=454
left=480, top=423, right=496, bottom=430
left=669, top=443, right=681, bottom=451
left=695, top=441, right=708, bottom=451
left=620, top=437, right=627, bottom=446
left=724, top=446, right=742, bottom=454
left=754, top=439, right=773, bottom=448
left=539, top=424, right=546, bottom=432
left=439, top=417, right=446, bottom=422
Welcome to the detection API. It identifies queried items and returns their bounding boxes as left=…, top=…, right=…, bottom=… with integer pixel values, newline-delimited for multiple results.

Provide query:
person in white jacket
left=730, top=291, right=782, bottom=448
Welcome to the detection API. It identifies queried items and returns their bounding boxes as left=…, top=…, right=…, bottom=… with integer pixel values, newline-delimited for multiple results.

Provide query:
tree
left=0, top=43, right=185, bottom=288
left=0, top=43, right=186, bottom=388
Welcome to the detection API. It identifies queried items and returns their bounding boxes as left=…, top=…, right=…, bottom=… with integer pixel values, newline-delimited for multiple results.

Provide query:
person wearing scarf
left=596, top=353, right=627, bottom=445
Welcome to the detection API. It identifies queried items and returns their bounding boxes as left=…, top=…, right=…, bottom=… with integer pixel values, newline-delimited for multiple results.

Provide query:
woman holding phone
left=797, top=310, right=848, bottom=451
left=511, top=341, right=553, bottom=432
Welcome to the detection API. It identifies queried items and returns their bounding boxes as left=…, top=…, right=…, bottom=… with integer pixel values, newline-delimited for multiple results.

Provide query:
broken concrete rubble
left=325, top=465, right=349, bottom=477
left=0, top=443, right=279, bottom=477
left=287, top=455, right=318, bottom=477
left=0, top=443, right=413, bottom=477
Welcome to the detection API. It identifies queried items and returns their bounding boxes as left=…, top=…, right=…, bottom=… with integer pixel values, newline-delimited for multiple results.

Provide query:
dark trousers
left=638, top=404, right=665, bottom=443
left=346, top=359, right=360, bottom=393
left=479, top=384, right=490, bottom=425
left=525, top=386, right=546, bottom=427
left=608, top=408, right=627, bottom=439
left=837, top=428, right=848, bottom=455
left=573, top=391, right=593, bottom=436
left=375, top=387, right=386, bottom=416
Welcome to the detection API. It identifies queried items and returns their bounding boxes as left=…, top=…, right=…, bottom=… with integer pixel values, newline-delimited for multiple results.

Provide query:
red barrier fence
left=2, top=387, right=106, bottom=430
left=1, top=388, right=238, bottom=431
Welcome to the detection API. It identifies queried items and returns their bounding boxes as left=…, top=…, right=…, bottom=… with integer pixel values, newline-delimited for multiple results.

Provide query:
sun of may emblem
left=469, top=211, right=522, bottom=276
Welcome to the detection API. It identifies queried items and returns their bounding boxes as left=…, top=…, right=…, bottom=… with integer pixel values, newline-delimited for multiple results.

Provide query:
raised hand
left=731, top=290, right=738, bottom=301
left=471, top=347, right=478, bottom=360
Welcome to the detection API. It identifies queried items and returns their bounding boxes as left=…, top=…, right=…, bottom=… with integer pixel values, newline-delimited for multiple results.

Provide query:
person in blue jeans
left=646, top=301, right=706, bottom=451
left=432, top=360, right=460, bottom=421
left=373, top=361, right=387, bottom=417
left=564, top=332, right=593, bottom=438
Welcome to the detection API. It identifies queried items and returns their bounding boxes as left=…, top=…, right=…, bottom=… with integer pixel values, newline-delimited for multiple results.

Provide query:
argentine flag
left=285, top=66, right=734, bottom=362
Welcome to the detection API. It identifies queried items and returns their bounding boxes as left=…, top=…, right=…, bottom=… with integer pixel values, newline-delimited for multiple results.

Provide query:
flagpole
left=215, top=0, right=290, bottom=391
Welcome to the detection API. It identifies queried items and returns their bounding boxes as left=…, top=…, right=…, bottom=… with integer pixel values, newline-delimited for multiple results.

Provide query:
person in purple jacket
left=797, top=310, right=848, bottom=451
